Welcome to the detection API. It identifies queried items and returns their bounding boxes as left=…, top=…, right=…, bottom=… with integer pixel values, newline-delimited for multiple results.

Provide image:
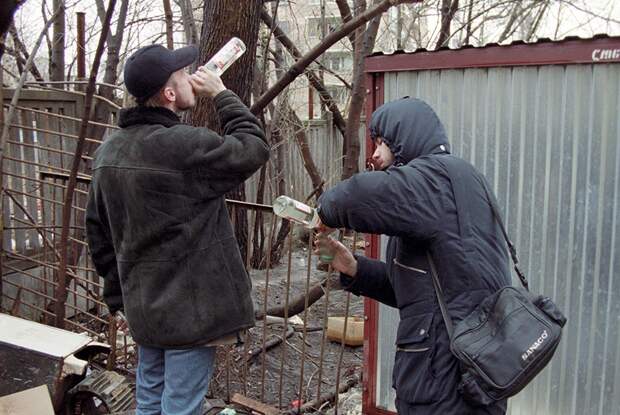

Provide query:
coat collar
left=118, top=106, right=181, bottom=128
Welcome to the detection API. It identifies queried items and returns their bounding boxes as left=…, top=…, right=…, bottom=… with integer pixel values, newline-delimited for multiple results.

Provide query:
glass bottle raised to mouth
left=200, top=37, right=246, bottom=76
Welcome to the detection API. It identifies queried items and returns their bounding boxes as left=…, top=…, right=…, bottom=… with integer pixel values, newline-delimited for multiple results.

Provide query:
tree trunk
left=188, top=0, right=261, bottom=263
left=464, top=0, right=474, bottom=45
left=50, top=0, right=65, bottom=83
left=0, top=0, right=11, bottom=303
left=89, top=0, right=129, bottom=154
left=342, top=1, right=381, bottom=180
left=177, top=0, right=198, bottom=47
left=435, top=0, right=459, bottom=49
left=162, top=0, right=174, bottom=49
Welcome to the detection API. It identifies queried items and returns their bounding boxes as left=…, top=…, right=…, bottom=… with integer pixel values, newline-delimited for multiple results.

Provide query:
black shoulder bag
left=427, top=183, right=567, bottom=405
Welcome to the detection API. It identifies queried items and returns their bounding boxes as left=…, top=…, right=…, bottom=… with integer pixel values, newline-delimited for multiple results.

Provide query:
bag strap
left=427, top=252, right=454, bottom=339
left=479, top=181, right=529, bottom=290
left=426, top=178, right=529, bottom=340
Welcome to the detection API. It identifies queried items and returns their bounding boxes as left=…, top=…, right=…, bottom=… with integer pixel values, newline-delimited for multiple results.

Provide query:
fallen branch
left=246, top=325, right=294, bottom=363
left=286, top=374, right=360, bottom=414
left=255, top=280, right=327, bottom=320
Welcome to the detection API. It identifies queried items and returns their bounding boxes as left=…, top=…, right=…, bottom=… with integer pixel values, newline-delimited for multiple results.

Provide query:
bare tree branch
left=557, top=0, right=620, bottom=25
left=1, top=6, right=63, bottom=166
left=251, top=0, right=412, bottom=116
left=334, top=0, right=356, bottom=46
left=255, top=280, right=327, bottom=320
left=6, top=25, right=45, bottom=81
left=497, top=1, right=522, bottom=43
left=526, top=1, right=550, bottom=41
left=175, top=0, right=198, bottom=46
left=261, top=7, right=347, bottom=137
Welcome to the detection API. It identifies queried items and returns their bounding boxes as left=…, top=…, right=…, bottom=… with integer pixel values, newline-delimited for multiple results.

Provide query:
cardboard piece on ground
left=231, top=393, right=280, bottom=415
left=326, top=316, right=364, bottom=346
left=0, top=385, right=54, bottom=415
left=288, top=315, right=304, bottom=326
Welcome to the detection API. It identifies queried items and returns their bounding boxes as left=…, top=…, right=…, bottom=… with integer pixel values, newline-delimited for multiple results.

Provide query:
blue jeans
left=136, top=345, right=216, bottom=415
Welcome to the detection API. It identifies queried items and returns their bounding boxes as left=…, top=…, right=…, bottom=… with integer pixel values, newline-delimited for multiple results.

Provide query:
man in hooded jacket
left=315, top=97, right=510, bottom=414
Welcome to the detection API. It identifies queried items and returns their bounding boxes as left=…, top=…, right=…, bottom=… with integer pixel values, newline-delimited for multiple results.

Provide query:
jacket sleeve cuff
left=339, top=255, right=375, bottom=295
left=316, top=204, right=337, bottom=229
left=213, top=89, right=241, bottom=110
left=103, top=277, right=124, bottom=314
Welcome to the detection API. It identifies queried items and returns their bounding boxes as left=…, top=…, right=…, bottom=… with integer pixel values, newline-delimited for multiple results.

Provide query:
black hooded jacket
left=317, top=98, right=510, bottom=414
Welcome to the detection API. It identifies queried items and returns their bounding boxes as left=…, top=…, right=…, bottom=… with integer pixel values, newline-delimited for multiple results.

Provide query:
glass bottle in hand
left=200, top=37, right=246, bottom=76
left=272, top=196, right=334, bottom=262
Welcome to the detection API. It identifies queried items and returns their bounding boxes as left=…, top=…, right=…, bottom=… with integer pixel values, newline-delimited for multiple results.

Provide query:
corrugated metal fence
left=375, top=63, right=620, bottom=415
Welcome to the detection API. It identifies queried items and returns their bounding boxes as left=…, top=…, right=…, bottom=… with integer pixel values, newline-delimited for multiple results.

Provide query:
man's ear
left=162, top=86, right=176, bottom=103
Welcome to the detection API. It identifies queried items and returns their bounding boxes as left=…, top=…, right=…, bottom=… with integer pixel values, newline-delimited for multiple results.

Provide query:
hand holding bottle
left=201, top=37, right=246, bottom=76
left=314, top=235, right=358, bottom=277
left=190, top=68, right=226, bottom=98
left=190, top=37, right=245, bottom=98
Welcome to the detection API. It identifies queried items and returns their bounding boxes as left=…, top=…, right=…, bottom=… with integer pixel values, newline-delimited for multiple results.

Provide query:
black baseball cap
left=123, top=44, right=198, bottom=102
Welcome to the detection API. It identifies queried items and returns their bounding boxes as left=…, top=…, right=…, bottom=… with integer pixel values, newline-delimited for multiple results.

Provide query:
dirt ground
left=208, top=240, right=366, bottom=414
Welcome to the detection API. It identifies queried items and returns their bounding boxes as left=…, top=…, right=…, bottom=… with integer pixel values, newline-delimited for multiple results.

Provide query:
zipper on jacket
left=397, top=346, right=430, bottom=352
left=393, top=258, right=427, bottom=274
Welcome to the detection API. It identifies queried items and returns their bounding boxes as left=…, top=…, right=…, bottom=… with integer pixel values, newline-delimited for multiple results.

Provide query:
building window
left=324, top=52, right=352, bottom=72
left=307, top=16, right=341, bottom=38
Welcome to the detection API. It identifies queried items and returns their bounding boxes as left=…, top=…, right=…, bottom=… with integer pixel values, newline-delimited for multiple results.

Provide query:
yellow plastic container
left=326, top=316, right=364, bottom=346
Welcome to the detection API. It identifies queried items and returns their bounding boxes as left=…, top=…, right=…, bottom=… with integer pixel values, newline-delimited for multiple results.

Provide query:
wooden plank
left=2, top=87, right=83, bottom=103
left=7, top=112, right=26, bottom=252
left=34, top=111, right=53, bottom=229
left=20, top=110, right=40, bottom=250
left=2, top=193, right=12, bottom=250
left=49, top=104, right=65, bottom=229
left=230, top=393, right=281, bottom=415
